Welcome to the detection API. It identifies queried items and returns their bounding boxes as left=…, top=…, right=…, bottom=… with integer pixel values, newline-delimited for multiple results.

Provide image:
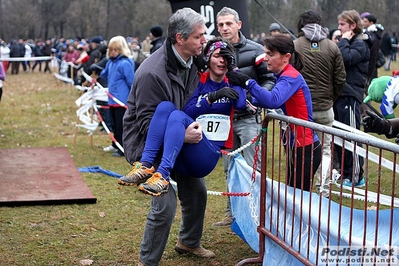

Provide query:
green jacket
left=294, top=24, right=346, bottom=111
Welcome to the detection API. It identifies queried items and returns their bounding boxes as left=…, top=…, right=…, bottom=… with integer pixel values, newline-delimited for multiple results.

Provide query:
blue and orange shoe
left=118, top=162, right=154, bottom=186
left=138, top=172, right=169, bottom=197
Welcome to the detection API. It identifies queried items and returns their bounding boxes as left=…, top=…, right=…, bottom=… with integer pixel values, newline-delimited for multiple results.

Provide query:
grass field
left=0, top=62, right=398, bottom=266
left=0, top=68, right=259, bottom=266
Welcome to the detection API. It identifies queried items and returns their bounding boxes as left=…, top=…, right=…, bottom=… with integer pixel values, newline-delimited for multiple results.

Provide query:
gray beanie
left=269, top=23, right=281, bottom=32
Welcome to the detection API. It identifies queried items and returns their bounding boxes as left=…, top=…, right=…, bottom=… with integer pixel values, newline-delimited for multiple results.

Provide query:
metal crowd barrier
left=237, top=111, right=399, bottom=266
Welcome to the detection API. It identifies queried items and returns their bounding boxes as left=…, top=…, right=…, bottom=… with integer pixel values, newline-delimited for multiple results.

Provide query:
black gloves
left=193, top=55, right=208, bottom=73
left=363, top=110, right=392, bottom=135
left=226, top=70, right=251, bottom=88
left=219, top=47, right=236, bottom=71
left=208, top=87, right=239, bottom=103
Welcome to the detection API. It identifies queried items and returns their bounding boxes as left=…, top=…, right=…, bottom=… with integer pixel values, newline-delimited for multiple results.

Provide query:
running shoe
left=138, top=172, right=169, bottom=196
left=342, top=177, right=365, bottom=188
left=118, top=162, right=154, bottom=186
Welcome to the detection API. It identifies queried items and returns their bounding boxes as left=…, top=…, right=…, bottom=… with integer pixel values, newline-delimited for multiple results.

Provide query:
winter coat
left=84, top=46, right=102, bottom=74
left=232, top=31, right=275, bottom=119
left=391, top=35, right=398, bottom=53
left=150, top=36, right=166, bottom=54
left=18, top=43, right=25, bottom=57
left=100, top=54, right=135, bottom=106
left=0, top=45, right=10, bottom=58
left=63, top=49, right=79, bottom=63
left=338, top=32, right=370, bottom=98
left=42, top=44, right=52, bottom=56
left=41, top=44, right=52, bottom=56
left=32, top=45, right=43, bottom=56
left=234, top=32, right=274, bottom=89
left=381, top=33, right=392, bottom=56
left=123, top=38, right=201, bottom=164
left=9, top=42, right=20, bottom=57
left=294, top=23, right=346, bottom=111
left=131, top=49, right=146, bottom=71
left=24, top=44, right=32, bottom=58
left=365, top=24, right=383, bottom=79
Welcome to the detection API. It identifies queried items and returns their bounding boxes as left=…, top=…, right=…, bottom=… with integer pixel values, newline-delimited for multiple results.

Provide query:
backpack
left=376, top=49, right=386, bottom=68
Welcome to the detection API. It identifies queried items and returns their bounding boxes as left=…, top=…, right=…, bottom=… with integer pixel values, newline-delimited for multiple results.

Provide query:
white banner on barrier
left=0, top=56, right=52, bottom=61
left=228, top=154, right=399, bottom=266
left=75, top=88, right=107, bottom=107
left=53, top=72, right=74, bottom=85
left=74, top=85, right=108, bottom=134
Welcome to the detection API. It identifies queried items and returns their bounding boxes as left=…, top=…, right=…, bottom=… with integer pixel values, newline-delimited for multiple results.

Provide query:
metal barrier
left=237, top=112, right=399, bottom=266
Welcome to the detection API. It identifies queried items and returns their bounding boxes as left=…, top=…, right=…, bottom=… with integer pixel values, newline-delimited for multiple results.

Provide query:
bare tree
left=65, top=0, right=107, bottom=40
left=130, top=0, right=171, bottom=39
left=0, top=0, right=398, bottom=43
left=3, top=0, right=38, bottom=40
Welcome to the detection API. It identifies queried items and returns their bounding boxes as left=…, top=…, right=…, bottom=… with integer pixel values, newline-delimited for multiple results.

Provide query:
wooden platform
left=0, top=147, right=96, bottom=206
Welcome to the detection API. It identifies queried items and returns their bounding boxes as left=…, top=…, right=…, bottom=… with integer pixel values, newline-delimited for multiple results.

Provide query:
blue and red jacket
left=183, top=72, right=246, bottom=149
left=246, top=64, right=318, bottom=147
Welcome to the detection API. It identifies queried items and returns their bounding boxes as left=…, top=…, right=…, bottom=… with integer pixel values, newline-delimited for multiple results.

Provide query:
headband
left=204, top=41, right=228, bottom=62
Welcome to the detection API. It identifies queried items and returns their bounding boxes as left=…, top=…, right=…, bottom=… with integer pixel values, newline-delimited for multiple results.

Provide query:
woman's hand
left=341, top=30, right=354, bottom=40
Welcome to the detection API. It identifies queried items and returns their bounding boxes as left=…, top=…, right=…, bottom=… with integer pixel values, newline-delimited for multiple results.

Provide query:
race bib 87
left=196, top=114, right=230, bottom=141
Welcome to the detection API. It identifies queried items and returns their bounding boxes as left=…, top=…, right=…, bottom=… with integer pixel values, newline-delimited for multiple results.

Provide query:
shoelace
left=126, top=162, right=142, bottom=176
left=146, top=174, right=162, bottom=185
left=146, top=174, right=168, bottom=189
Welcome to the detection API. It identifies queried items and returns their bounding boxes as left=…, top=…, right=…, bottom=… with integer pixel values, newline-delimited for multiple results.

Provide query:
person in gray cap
left=269, top=22, right=281, bottom=36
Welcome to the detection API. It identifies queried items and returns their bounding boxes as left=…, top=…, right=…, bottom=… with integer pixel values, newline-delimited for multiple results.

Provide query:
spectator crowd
left=1, top=7, right=399, bottom=266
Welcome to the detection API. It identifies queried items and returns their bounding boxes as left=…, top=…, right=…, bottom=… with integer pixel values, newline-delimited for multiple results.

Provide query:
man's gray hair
left=168, top=7, right=205, bottom=44
left=216, top=6, right=240, bottom=22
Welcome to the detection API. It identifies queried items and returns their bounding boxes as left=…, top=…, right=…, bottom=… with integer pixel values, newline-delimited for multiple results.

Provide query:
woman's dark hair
left=297, top=10, right=322, bottom=33
left=264, top=35, right=304, bottom=72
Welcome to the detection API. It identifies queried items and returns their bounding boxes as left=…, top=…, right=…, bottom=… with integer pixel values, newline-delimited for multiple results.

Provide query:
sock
left=141, top=161, right=152, bottom=169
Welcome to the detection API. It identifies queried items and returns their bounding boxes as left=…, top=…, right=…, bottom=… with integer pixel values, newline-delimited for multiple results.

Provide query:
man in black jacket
left=31, top=40, right=43, bottom=72
left=361, top=13, right=383, bottom=85
left=41, top=39, right=53, bottom=73
left=9, top=39, right=21, bottom=74
left=149, top=25, right=166, bottom=54
left=84, top=36, right=103, bottom=75
left=334, top=10, right=370, bottom=187
left=212, top=6, right=275, bottom=227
